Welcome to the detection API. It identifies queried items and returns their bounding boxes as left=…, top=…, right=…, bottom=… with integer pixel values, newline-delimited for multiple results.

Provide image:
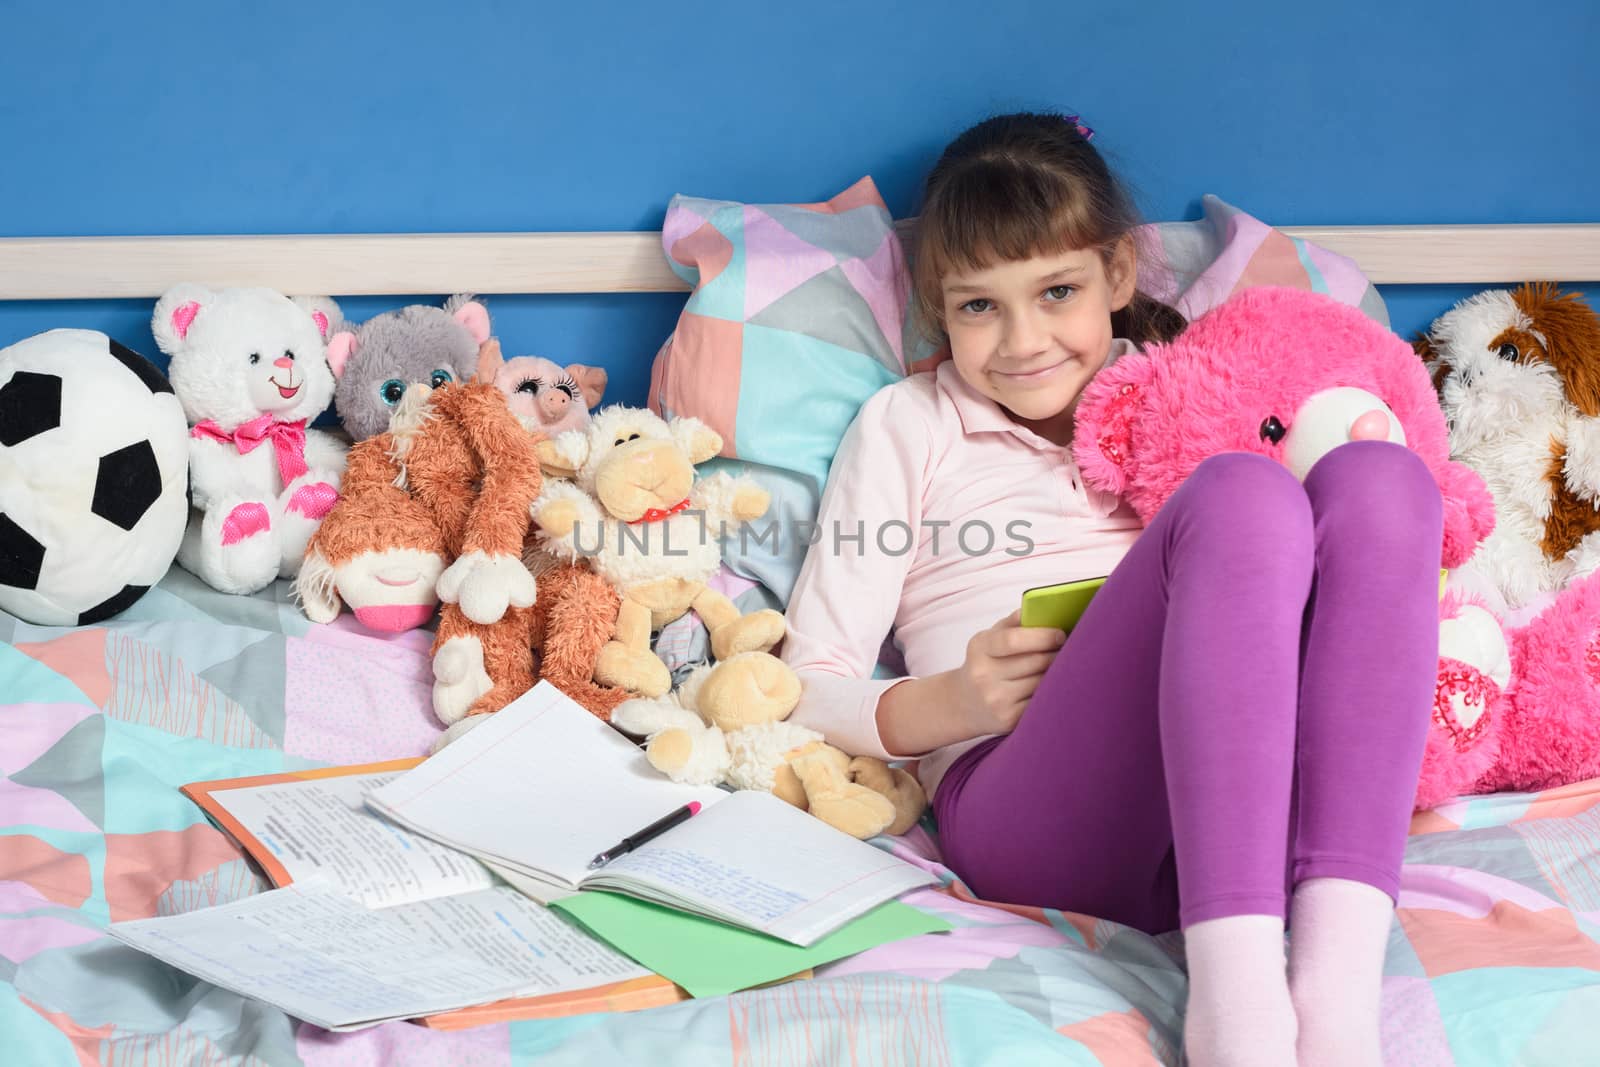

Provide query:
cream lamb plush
left=153, top=285, right=348, bottom=594
left=532, top=406, right=786, bottom=698
left=611, top=652, right=926, bottom=839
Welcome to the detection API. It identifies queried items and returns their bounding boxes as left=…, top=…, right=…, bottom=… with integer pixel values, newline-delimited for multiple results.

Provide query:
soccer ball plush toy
left=1071, top=287, right=1507, bottom=807
left=0, top=329, right=188, bottom=624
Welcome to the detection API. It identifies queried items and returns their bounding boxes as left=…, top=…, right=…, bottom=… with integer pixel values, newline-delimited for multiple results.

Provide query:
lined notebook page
left=588, top=790, right=935, bottom=945
left=365, top=682, right=726, bottom=887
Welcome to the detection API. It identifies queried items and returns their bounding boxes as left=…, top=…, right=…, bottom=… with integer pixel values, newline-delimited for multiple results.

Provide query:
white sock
left=1182, top=914, right=1298, bottom=1067
left=1287, top=878, right=1393, bottom=1067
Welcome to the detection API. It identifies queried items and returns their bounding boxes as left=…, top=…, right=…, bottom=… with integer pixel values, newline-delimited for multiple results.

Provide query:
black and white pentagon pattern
left=0, top=329, right=188, bottom=624
left=78, top=583, right=150, bottom=624
left=0, top=512, right=46, bottom=590
left=0, top=370, right=63, bottom=446
left=107, top=339, right=175, bottom=395
left=91, top=440, right=164, bottom=531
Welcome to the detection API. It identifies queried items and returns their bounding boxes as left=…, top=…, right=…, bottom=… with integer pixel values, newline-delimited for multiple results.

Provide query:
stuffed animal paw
left=644, top=722, right=732, bottom=783
left=695, top=646, right=803, bottom=716
left=781, top=743, right=897, bottom=840
left=846, top=756, right=927, bottom=836
left=437, top=550, right=537, bottom=625
left=611, top=685, right=742, bottom=783
left=596, top=639, right=673, bottom=699
left=180, top=495, right=280, bottom=595
left=730, top=482, right=771, bottom=524
left=276, top=467, right=343, bottom=577
left=432, top=633, right=495, bottom=725
left=1487, top=572, right=1600, bottom=793
left=1416, top=594, right=1510, bottom=810
left=708, top=608, right=787, bottom=661
left=535, top=497, right=582, bottom=539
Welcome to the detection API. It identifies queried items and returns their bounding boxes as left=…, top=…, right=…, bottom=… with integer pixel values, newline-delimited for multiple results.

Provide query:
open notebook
left=365, top=682, right=935, bottom=947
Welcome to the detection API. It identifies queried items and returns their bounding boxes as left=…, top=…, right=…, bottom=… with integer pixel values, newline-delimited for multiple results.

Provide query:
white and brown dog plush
left=1420, top=283, right=1600, bottom=609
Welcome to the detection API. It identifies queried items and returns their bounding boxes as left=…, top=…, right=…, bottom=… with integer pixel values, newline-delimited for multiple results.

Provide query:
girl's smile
left=991, top=355, right=1074, bottom=385
left=940, top=244, right=1136, bottom=444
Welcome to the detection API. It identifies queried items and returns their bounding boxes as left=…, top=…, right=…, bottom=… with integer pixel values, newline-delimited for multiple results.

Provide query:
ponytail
left=1112, top=290, right=1187, bottom=348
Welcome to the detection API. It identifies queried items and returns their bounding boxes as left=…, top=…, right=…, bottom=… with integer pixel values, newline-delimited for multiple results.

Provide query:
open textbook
left=107, top=879, right=659, bottom=1031
left=365, top=681, right=936, bottom=947
left=107, top=760, right=680, bottom=1030
left=109, top=692, right=945, bottom=1026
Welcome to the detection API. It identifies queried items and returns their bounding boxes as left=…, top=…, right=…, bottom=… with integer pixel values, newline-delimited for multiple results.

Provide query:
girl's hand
left=954, top=610, right=1067, bottom=736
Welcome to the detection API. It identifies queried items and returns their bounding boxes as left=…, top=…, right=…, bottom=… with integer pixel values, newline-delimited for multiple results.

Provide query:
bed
left=4, top=220, right=1600, bottom=1066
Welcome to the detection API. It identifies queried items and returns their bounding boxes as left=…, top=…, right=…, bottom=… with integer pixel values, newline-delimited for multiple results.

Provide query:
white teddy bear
left=153, top=285, right=348, bottom=594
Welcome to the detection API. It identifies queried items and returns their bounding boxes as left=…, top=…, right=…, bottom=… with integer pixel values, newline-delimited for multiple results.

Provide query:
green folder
left=551, top=891, right=951, bottom=998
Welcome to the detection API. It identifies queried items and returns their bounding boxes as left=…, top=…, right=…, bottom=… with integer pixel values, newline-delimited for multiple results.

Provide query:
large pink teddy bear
left=1071, top=286, right=1600, bottom=808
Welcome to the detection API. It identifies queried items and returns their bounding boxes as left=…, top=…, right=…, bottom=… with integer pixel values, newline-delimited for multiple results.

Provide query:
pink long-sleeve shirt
left=780, top=344, right=1145, bottom=796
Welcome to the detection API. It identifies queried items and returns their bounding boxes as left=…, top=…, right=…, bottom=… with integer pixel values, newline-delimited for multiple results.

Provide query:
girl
left=780, top=112, right=1439, bottom=1067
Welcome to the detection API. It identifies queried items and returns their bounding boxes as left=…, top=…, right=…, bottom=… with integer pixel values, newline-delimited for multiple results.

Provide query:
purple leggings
left=933, top=444, right=1442, bottom=934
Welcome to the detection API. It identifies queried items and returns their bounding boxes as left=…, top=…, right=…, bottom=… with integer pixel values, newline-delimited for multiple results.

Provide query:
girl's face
left=941, top=242, right=1136, bottom=443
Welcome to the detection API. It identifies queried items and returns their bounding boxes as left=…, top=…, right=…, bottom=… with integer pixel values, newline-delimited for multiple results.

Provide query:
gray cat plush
left=326, top=294, right=490, bottom=441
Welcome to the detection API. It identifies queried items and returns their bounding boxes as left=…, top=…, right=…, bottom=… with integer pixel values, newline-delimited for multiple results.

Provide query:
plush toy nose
left=1348, top=410, right=1392, bottom=441
left=541, top=391, right=570, bottom=416
left=274, top=355, right=294, bottom=369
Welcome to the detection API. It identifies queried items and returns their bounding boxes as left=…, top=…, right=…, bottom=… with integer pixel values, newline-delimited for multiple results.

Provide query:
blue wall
left=3, top=0, right=1597, bottom=408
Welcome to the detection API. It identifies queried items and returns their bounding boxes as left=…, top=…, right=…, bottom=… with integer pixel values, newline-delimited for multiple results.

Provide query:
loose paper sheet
left=108, top=881, right=649, bottom=1031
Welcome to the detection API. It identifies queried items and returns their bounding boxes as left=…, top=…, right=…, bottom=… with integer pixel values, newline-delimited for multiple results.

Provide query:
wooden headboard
left=3, top=222, right=1599, bottom=299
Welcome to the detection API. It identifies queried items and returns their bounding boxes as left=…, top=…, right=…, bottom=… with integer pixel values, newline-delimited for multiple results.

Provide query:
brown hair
left=912, top=111, right=1185, bottom=348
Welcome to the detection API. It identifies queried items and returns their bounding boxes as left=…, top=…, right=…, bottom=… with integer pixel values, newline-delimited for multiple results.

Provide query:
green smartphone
left=1019, top=576, right=1108, bottom=632
left=1018, top=570, right=1440, bottom=633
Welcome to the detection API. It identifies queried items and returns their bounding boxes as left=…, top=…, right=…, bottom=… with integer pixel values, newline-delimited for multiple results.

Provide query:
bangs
left=924, top=162, right=1099, bottom=275
left=908, top=111, right=1181, bottom=348
left=912, top=158, right=1109, bottom=332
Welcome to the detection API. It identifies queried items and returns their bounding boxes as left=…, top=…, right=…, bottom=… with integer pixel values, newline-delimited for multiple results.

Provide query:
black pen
left=588, top=801, right=702, bottom=869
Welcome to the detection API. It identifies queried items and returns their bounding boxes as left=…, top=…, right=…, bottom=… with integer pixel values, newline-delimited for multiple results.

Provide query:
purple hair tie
left=1066, top=114, right=1095, bottom=141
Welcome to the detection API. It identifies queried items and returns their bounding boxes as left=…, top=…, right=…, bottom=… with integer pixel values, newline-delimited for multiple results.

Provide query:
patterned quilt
left=3, top=567, right=1598, bottom=1066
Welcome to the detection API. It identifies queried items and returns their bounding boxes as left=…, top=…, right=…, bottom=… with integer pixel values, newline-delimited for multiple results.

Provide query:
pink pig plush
left=1069, top=286, right=1600, bottom=809
left=476, top=339, right=607, bottom=435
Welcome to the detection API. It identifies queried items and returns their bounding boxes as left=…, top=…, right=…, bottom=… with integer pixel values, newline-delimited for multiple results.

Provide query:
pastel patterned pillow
left=648, top=187, right=1386, bottom=612
left=1140, top=194, right=1389, bottom=327
left=649, top=177, right=912, bottom=495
